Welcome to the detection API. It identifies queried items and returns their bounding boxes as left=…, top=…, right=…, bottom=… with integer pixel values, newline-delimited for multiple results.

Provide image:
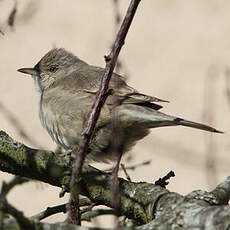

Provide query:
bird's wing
left=53, top=65, right=168, bottom=110
left=110, top=76, right=168, bottom=103
left=102, top=68, right=169, bottom=110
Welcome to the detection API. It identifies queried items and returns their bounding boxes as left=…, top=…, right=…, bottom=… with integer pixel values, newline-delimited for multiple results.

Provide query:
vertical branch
left=82, top=0, right=141, bottom=143
left=111, top=2, right=123, bottom=226
left=111, top=103, right=122, bottom=228
left=68, top=0, right=142, bottom=224
left=203, top=66, right=219, bottom=189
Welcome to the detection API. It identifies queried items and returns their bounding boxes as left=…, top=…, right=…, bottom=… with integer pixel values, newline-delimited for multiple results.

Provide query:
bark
left=0, top=130, right=230, bottom=229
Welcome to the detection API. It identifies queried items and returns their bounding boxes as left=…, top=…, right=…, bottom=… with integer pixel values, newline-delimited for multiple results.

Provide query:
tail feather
left=174, top=118, right=223, bottom=134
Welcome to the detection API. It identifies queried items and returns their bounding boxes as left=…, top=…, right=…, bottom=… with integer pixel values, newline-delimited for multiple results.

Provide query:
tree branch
left=1, top=130, right=230, bottom=229
left=81, top=209, right=116, bottom=222
left=82, top=0, right=141, bottom=138
left=31, top=203, right=67, bottom=221
left=0, top=176, right=30, bottom=197
left=0, top=199, right=35, bottom=230
left=70, top=0, right=141, bottom=224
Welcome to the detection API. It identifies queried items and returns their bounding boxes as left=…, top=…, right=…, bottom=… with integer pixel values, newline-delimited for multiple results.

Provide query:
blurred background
left=0, top=0, right=229, bottom=227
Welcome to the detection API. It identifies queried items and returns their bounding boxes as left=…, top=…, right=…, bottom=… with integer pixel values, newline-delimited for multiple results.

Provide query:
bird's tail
left=173, top=117, right=223, bottom=134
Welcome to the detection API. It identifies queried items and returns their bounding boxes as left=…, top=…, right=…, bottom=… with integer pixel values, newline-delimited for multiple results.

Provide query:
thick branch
left=0, top=130, right=156, bottom=224
left=1, top=130, right=230, bottom=229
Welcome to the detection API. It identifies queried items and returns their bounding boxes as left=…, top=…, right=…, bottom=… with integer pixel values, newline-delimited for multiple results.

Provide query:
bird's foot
left=60, top=150, right=75, bottom=166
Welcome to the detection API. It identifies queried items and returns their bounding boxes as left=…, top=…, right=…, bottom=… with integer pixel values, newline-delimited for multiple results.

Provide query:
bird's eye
left=49, top=66, right=58, bottom=72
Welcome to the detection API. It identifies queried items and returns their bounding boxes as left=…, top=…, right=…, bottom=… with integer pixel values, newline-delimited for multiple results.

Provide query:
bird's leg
left=60, top=149, right=75, bottom=166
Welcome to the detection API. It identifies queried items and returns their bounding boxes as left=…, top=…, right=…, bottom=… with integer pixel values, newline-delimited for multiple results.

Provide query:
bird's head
left=18, top=48, right=86, bottom=93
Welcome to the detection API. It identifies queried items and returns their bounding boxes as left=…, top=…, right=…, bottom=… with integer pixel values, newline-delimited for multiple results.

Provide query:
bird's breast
left=39, top=94, right=70, bottom=150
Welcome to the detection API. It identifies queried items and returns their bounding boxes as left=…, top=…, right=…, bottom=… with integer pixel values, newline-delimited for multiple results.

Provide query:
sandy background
left=0, top=0, right=230, bottom=227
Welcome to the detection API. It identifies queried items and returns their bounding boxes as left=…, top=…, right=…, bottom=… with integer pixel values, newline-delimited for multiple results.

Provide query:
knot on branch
left=104, top=55, right=111, bottom=62
left=154, top=170, right=175, bottom=188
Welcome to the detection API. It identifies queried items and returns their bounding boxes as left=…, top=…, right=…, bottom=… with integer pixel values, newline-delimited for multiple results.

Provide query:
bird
left=18, top=48, right=222, bottom=162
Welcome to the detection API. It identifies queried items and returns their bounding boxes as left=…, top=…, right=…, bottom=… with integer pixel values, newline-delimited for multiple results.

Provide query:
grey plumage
left=18, top=48, right=223, bottom=162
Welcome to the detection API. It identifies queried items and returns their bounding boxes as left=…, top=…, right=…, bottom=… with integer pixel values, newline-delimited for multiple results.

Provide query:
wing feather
left=52, top=64, right=168, bottom=110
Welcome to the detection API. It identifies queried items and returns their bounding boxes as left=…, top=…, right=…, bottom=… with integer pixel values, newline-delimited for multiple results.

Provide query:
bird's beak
left=17, top=68, right=39, bottom=76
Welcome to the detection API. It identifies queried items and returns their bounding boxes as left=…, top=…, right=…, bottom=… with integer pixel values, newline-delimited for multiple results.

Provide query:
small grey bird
left=18, top=48, right=222, bottom=162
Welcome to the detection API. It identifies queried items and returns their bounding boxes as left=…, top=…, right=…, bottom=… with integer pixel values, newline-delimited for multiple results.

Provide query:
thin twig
left=80, top=203, right=97, bottom=214
left=0, top=176, right=34, bottom=228
left=121, top=163, right=131, bottom=182
left=81, top=209, right=116, bottom=222
left=111, top=151, right=122, bottom=229
left=32, top=199, right=95, bottom=221
left=31, top=204, right=67, bottom=221
left=68, top=0, right=142, bottom=225
left=0, top=199, right=35, bottom=230
left=111, top=59, right=123, bottom=229
left=124, top=160, right=151, bottom=170
left=0, top=176, right=30, bottom=197
left=105, top=159, right=151, bottom=172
